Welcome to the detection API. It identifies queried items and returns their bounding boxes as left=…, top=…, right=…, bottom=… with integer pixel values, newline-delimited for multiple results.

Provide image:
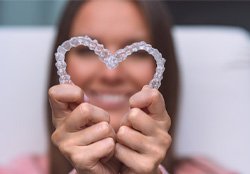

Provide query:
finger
left=129, top=85, right=167, bottom=119
left=70, top=121, right=116, bottom=146
left=115, top=143, right=143, bottom=174
left=83, top=137, right=115, bottom=165
left=117, top=124, right=171, bottom=160
left=48, top=84, right=84, bottom=115
left=117, top=126, right=148, bottom=153
left=115, top=143, right=160, bottom=174
left=122, top=108, right=170, bottom=135
left=69, top=137, right=115, bottom=172
left=64, top=103, right=110, bottom=131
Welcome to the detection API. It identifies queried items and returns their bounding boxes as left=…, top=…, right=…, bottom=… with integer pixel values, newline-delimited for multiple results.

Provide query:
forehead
left=70, top=0, right=150, bottom=45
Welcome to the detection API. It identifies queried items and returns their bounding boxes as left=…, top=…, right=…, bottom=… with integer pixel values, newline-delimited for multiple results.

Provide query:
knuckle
left=72, top=86, right=83, bottom=98
left=150, top=145, right=160, bottom=156
left=166, top=134, right=172, bottom=145
left=51, top=128, right=63, bottom=146
left=161, top=115, right=171, bottom=130
left=161, top=133, right=172, bottom=148
left=151, top=146, right=165, bottom=162
left=48, top=86, right=57, bottom=98
left=79, top=103, right=92, bottom=116
left=105, top=137, right=115, bottom=151
left=137, top=159, right=155, bottom=174
left=117, top=126, right=127, bottom=140
left=99, top=121, right=111, bottom=135
left=58, top=141, right=71, bottom=156
left=128, top=108, right=141, bottom=121
left=51, top=132, right=58, bottom=146
left=147, top=143, right=166, bottom=163
left=71, top=153, right=84, bottom=169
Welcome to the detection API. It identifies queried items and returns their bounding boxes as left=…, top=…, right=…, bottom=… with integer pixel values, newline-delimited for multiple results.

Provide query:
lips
left=86, top=90, right=131, bottom=110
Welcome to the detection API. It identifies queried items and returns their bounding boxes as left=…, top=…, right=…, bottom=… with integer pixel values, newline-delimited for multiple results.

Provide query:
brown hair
left=47, top=1, right=179, bottom=173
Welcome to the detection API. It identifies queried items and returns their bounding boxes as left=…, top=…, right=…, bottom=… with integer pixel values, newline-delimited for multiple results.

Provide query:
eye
left=131, top=50, right=151, bottom=59
left=73, top=46, right=95, bottom=57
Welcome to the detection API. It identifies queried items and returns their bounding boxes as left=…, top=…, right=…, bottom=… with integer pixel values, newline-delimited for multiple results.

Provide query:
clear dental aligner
left=55, top=36, right=166, bottom=89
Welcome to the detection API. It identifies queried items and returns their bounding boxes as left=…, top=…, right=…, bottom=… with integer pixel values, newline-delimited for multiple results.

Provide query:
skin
left=49, top=1, right=171, bottom=174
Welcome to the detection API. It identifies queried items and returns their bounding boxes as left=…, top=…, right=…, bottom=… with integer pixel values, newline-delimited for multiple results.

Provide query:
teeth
left=98, top=94, right=126, bottom=102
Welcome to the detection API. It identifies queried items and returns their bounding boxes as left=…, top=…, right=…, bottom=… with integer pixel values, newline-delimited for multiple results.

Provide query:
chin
left=109, top=109, right=129, bottom=132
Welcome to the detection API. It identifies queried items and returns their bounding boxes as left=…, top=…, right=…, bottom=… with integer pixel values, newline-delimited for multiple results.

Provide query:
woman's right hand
left=48, top=84, right=120, bottom=174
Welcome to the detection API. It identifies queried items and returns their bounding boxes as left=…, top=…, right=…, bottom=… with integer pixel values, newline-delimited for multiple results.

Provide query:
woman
left=48, top=1, right=177, bottom=174
left=0, top=1, right=237, bottom=174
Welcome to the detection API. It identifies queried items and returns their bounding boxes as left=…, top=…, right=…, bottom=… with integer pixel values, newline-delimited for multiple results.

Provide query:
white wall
left=173, top=26, right=250, bottom=173
left=0, top=27, right=54, bottom=164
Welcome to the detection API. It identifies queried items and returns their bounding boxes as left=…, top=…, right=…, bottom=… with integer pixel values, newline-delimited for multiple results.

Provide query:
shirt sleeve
left=69, top=169, right=77, bottom=174
left=69, top=165, right=168, bottom=174
left=159, top=164, right=169, bottom=174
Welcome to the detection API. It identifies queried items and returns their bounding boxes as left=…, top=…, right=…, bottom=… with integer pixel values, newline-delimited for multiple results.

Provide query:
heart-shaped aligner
left=55, top=36, right=166, bottom=89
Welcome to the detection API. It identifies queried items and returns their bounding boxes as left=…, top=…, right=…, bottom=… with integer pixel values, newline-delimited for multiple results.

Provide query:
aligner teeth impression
left=55, top=36, right=166, bottom=89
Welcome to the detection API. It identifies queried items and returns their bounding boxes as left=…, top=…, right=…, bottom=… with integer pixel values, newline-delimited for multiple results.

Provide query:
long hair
left=47, top=1, right=179, bottom=173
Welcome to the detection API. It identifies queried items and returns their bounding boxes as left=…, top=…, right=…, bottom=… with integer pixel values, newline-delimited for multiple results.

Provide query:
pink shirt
left=0, top=155, right=48, bottom=174
left=69, top=165, right=168, bottom=174
left=0, top=155, right=168, bottom=174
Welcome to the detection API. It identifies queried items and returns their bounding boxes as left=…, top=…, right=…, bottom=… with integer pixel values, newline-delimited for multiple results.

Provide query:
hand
left=115, top=86, right=172, bottom=174
left=174, top=156, right=238, bottom=174
left=48, top=84, right=121, bottom=174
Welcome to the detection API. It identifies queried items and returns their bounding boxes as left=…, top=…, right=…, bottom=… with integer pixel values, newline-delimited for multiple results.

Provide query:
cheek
left=137, top=67, right=155, bottom=86
left=125, top=61, right=155, bottom=87
left=66, top=56, right=99, bottom=87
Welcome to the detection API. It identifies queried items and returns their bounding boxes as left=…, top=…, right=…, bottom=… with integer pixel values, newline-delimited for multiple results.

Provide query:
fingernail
left=105, top=138, right=114, bottom=146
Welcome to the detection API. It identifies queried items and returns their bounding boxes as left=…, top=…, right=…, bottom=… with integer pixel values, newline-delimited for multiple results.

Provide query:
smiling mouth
left=86, top=91, right=131, bottom=110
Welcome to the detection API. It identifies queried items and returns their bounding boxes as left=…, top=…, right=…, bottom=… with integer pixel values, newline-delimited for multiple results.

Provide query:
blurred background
left=0, top=1, right=250, bottom=173
left=1, top=1, right=250, bottom=30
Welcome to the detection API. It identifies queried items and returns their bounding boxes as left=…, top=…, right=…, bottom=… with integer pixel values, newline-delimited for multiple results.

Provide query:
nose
left=103, top=67, right=120, bottom=78
left=97, top=44, right=126, bottom=86
left=98, top=55, right=126, bottom=86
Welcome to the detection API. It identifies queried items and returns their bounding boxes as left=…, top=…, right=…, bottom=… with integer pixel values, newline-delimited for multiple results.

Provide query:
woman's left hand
left=115, top=86, right=172, bottom=174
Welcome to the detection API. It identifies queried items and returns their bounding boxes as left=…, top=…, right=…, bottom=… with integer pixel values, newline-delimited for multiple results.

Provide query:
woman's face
left=67, top=0, right=155, bottom=131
